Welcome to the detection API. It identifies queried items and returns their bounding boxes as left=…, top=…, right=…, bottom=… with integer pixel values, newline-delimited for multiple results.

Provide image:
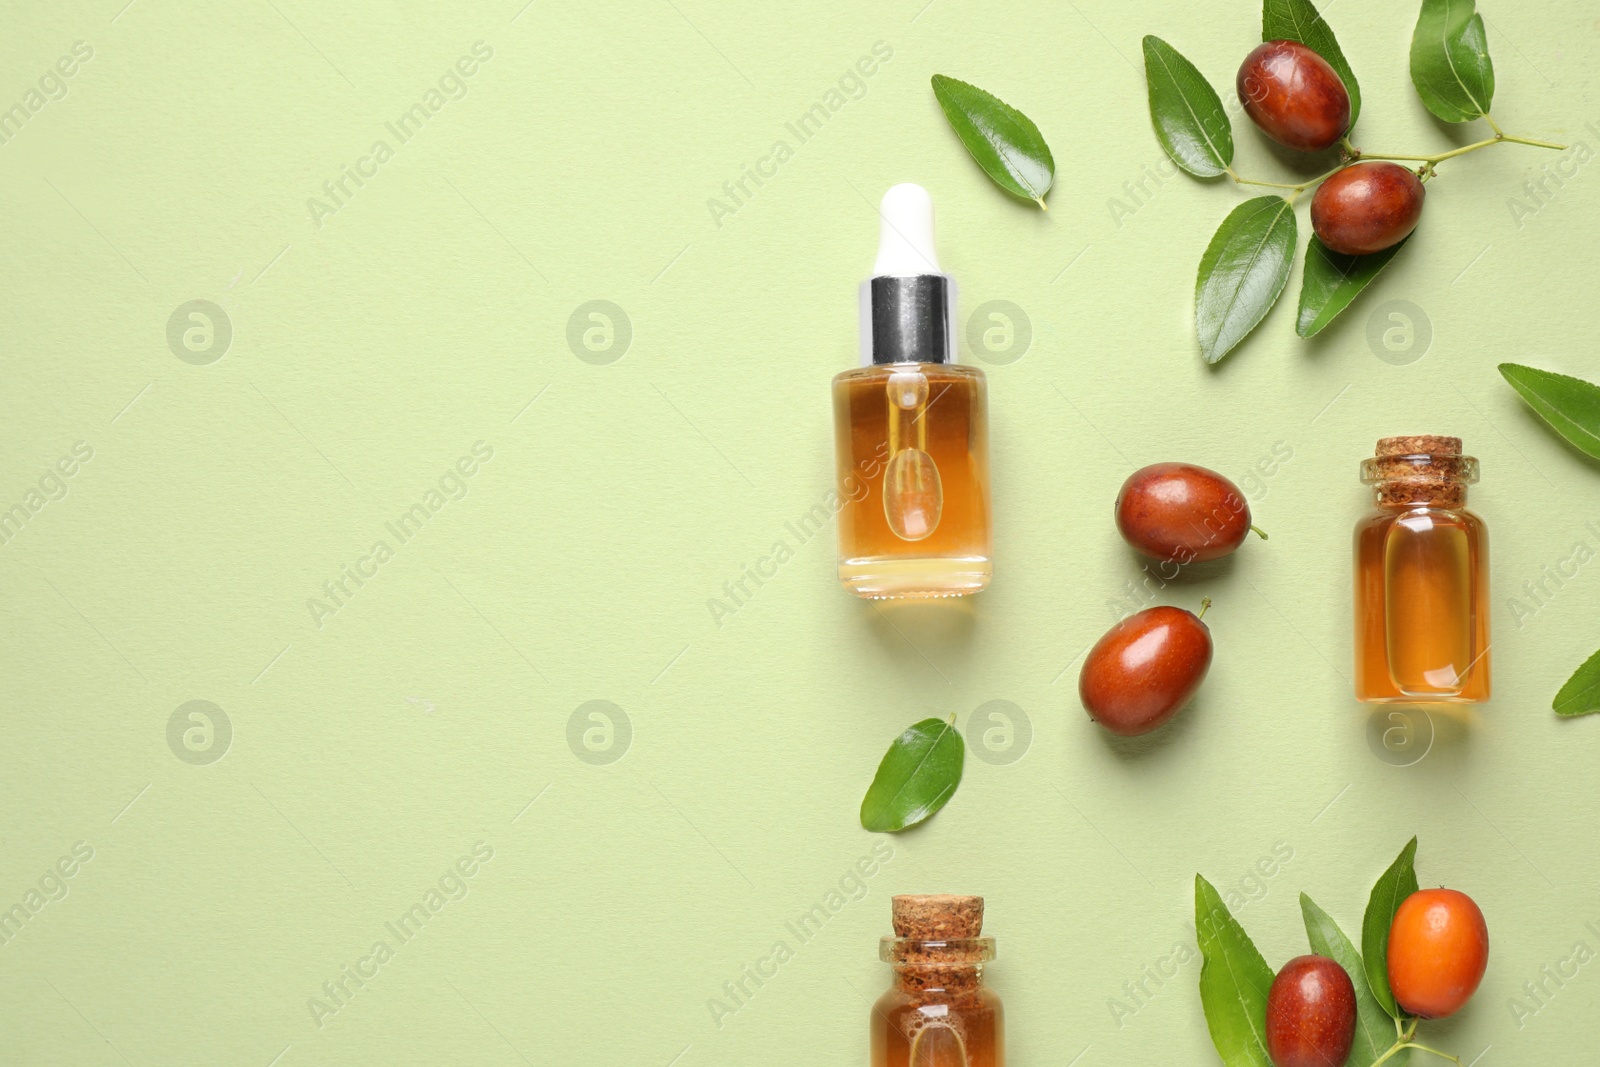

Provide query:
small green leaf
left=1411, top=0, right=1496, bottom=123
left=1142, top=36, right=1234, bottom=178
left=1195, top=196, right=1298, bottom=363
left=1554, top=648, right=1600, bottom=717
left=1195, top=874, right=1274, bottom=1067
left=1499, top=363, right=1600, bottom=461
left=1301, top=894, right=1407, bottom=1067
left=1263, top=0, right=1362, bottom=128
left=860, top=716, right=965, bottom=832
left=1362, top=837, right=1419, bottom=1019
left=930, top=75, right=1054, bottom=207
left=1297, top=235, right=1409, bottom=337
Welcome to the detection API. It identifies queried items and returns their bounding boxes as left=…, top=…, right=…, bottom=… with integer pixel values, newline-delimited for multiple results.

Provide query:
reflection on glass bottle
left=872, top=895, right=1003, bottom=1067
left=833, top=184, right=992, bottom=599
left=882, top=369, right=943, bottom=542
left=1354, top=435, right=1489, bottom=703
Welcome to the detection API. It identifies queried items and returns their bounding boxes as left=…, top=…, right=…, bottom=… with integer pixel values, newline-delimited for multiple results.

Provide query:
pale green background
left=3, top=0, right=1599, bottom=1064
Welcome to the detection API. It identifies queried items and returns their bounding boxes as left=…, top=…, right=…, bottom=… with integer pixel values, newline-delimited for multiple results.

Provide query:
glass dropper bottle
left=832, top=184, right=993, bottom=600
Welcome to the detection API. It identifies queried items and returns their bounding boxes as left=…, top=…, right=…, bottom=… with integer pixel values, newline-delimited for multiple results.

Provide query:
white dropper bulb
left=872, top=183, right=942, bottom=277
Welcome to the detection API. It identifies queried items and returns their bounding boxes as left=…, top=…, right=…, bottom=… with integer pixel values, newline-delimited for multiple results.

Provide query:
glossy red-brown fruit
left=1388, top=888, right=1490, bottom=1019
left=1115, top=463, right=1252, bottom=564
left=1311, top=162, right=1426, bottom=255
left=1266, top=955, right=1358, bottom=1067
left=1079, top=605, right=1212, bottom=736
left=1237, top=40, right=1351, bottom=152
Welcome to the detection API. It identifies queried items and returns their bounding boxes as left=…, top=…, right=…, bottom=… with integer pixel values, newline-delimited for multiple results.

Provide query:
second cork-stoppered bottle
left=833, top=184, right=992, bottom=600
left=873, top=894, right=1003, bottom=1067
left=1354, top=435, right=1490, bottom=702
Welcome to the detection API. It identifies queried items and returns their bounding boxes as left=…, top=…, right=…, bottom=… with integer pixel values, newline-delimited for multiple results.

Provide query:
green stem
left=1370, top=1036, right=1461, bottom=1067
left=1360, top=137, right=1502, bottom=163
left=1227, top=162, right=1348, bottom=198
left=1197, top=596, right=1212, bottom=620
left=1357, top=132, right=1568, bottom=167
left=1230, top=177, right=1304, bottom=189
left=1371, top=1041, right=1407, bottom=1067
left=1224, top=167, right=1301, bottom=190
left=1502, top=134, right=1569, bottom=150
left=1249, top=524, right=1268, bottom=541
left=1229, top=130, right=1570, bottom=200
left=1405, top=1040, right=1464, bottom=1065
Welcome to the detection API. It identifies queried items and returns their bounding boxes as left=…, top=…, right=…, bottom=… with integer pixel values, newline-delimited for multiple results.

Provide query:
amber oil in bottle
left=1354, top=435, right=1489, bottom=703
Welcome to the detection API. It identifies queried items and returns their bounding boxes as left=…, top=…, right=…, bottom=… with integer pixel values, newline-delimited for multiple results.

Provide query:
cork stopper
left=1363, top=435, right=1476, bottom=508
left=1376, top=435, right=1461, bottom=458
left=891, top=895, right=984, bottom=939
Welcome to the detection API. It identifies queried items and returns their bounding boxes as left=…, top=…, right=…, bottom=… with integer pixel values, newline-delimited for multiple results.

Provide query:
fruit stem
left=1357, top=137, right=1498, bottom=163
left=1371, top=1039, right=1409, bottom=1067
left=1248, top=524, right=1268, bottom=541
left=1370, top=1036, right=1460, bottom=1067
left=1370, top=1045, right=1403, bottom=1067
left=1227, top=128, right=1566, bottom=201
left=1353, top=132, right=1568, bottom=168
left=1501, top=133, right=1569, bottom=151
left=1224, top=166, right=1302, bottom=191
left=1197, top=596, right=1212, bottom=620
left=1227, top=162, right=1349, bottom=198
left=1404, top=1042, right=1463, bottom=1065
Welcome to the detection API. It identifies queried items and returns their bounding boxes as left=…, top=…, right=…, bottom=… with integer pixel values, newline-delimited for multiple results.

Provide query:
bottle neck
left=1369, top=482, right=1469, bottom=509
left=892, top=962, right=986, bottom=997
left=860, top=276, right=957, bottom=366
left=881, top=937, right=993, bottom=999
left=1361, top=452, right=1477, bottom=510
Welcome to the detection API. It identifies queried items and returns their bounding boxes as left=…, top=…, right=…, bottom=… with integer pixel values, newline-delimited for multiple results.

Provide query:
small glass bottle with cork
left=871, top=894, right=1003, bottom=1067
left=1354, top=435, right=1490, bottom=703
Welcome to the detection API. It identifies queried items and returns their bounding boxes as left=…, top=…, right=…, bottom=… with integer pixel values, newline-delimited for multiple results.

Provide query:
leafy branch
left=1145, top=0, right=1568, bottom=361
left=1196, top=839, right=1471, bottom=1067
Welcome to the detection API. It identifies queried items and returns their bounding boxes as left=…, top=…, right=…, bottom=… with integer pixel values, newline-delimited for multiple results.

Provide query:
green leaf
left=860, top=716, right=965, bottom=832
left=1499, top=363, right=1600, bottom=460
left=1195, top=874, right=1275, bottom=1067
left=1301, top=894, right=1407, bottom=1067
left=1195, top=196, right=1298, bottom=363
left=1410, top=0, right=1496, bottom=122
left=930, top=75, right=1054, bottom=207
left=1362, top=837, right=1419, bottom=1019
left=1263, top=0, right=1362, bottom=128
left=1296, top=235, right=1408, bottom=337
left=1554, top=648, right=1600, bottom=717
left=1142, top=36, right=1234, bottom=178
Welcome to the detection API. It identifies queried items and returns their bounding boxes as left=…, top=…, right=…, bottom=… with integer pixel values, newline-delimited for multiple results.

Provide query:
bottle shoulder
left=872, top=983, right=1002, bottom=1013
left=1353, top=505, right=1488, bottom=533
left=834, top=362, right=986, bottom=385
